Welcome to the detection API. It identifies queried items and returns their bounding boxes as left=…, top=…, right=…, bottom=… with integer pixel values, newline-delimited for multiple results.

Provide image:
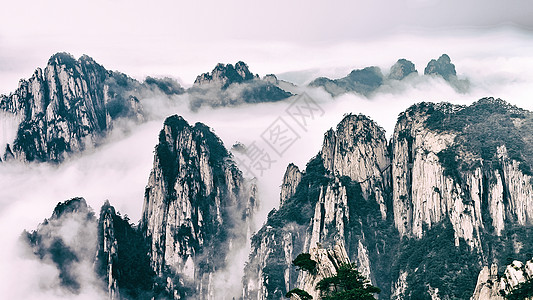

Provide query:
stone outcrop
left=388, top=58, right=417, bottom=80
left=321, top=114, right=391, bottom=219
left=97, top=202, right=120, bottom=300
left=0, top=52, right=145, bottom=162
left=392, top=100, right=533, bottom=246
left=472, top=259, right=533, bottom=299
left=141, top=115, right=256, bottom=299
left=280, top=163, right=303, bottom=206
left=292, top=243, right=350, bottom=300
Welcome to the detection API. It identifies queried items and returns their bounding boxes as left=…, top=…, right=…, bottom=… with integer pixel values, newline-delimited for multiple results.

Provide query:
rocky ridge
left=19, top=93, right=533, bottom=299
left=188, top=62, right=292, bottom=109
left=309, top=54, right=468, bottom=96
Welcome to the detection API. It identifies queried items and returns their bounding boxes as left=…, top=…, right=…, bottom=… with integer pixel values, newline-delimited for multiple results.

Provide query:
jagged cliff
left=0, top=52, right=146, bottom=162
left=387, top=99, right=533, bottom=298
left=98, top=202, right=120, bottom=300
left=141, top=115, right=257, bottom=299
left=472, top=258, right=533, bottom=299
left=243, top=114, right=397, bottom=299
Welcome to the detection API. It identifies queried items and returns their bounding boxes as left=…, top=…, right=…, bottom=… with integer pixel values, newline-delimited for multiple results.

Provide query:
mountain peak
left=424, top=53, right=457, bottom=80
left=47, top=52, right=77, bottom=66
left=194, top=61, right=258, bottom=88
left=388, top=58, right=417, bottom=80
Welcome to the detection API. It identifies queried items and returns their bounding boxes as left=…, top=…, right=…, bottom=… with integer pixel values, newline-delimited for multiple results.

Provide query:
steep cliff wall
left=98, top=203, right=120, bottom=300
left=141, top=115, right=256, bottom=299
left=393, top=99, right=533, bottom=245
left=391, top=99, right=533, bottom=298
left=245, top=98, right=533, bottom=300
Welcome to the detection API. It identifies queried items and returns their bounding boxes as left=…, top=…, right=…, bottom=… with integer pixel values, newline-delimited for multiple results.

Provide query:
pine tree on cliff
left=287, top=253, right=380, bottom=300
left=316, top=263, right=380, bottom=300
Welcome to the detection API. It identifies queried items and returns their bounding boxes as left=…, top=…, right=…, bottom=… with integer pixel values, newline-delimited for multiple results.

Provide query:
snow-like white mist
left=2, top=32, right=533, bottom=298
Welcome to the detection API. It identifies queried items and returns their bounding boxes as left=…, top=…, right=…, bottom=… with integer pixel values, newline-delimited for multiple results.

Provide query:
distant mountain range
left=309, top=54, right=469, bottom=96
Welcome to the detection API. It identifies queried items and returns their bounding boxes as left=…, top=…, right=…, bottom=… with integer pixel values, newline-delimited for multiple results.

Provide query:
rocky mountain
left=24, top=197, right=155, bottom=300
left=0, top=53, right=189, bottom=163
left=194, top=61, right=258, bottom=88
left=309, top=66, right=384, bottom=97
left=388, top=59, right=418, bottom=81
left=243, top=114, right=396, bottom=299
left=24, top=198, right=99, bottom=294
left=309, top=55, right=469, bottom=97
left=188, top=62, right=292, bottom=109
left=243, top=98, right=533, bottom=299
left=424, top=54, right=456, bottom=80
left=22, top=114, right=257, bottom=299
left=424, top=54, right=470, bottom=92
left=140, top=115, right=258, bottom=299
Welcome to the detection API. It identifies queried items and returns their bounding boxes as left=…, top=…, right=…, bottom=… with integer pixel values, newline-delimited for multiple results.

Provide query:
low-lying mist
left=2, top=32, right=533, bottom=298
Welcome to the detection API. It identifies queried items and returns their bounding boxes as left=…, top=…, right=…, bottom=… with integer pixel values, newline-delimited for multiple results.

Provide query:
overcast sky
left=1, top=0, right=533, bottom=93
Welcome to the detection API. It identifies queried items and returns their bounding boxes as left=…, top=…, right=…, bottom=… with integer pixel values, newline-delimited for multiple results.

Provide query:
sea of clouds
left=2, top=31, right=533, bottom=299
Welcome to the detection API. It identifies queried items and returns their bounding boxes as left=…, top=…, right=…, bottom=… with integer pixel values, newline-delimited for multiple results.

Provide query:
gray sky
left=1, top=0, right=533, bottom=93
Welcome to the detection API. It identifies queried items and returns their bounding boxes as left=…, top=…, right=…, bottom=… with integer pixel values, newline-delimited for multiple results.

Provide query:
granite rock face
left=280, top=163, right=303, bottom=206
left=243, top=114, right=395, bottom=299
left=0, top=53, right=145, bottom=162
left=244, top=98, right=533, bottom=300
left=392, top=100, right=533, bottom=244
left=292, top=243, right=350, bottom=300
left=141, top=115, right=257, bottom=299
